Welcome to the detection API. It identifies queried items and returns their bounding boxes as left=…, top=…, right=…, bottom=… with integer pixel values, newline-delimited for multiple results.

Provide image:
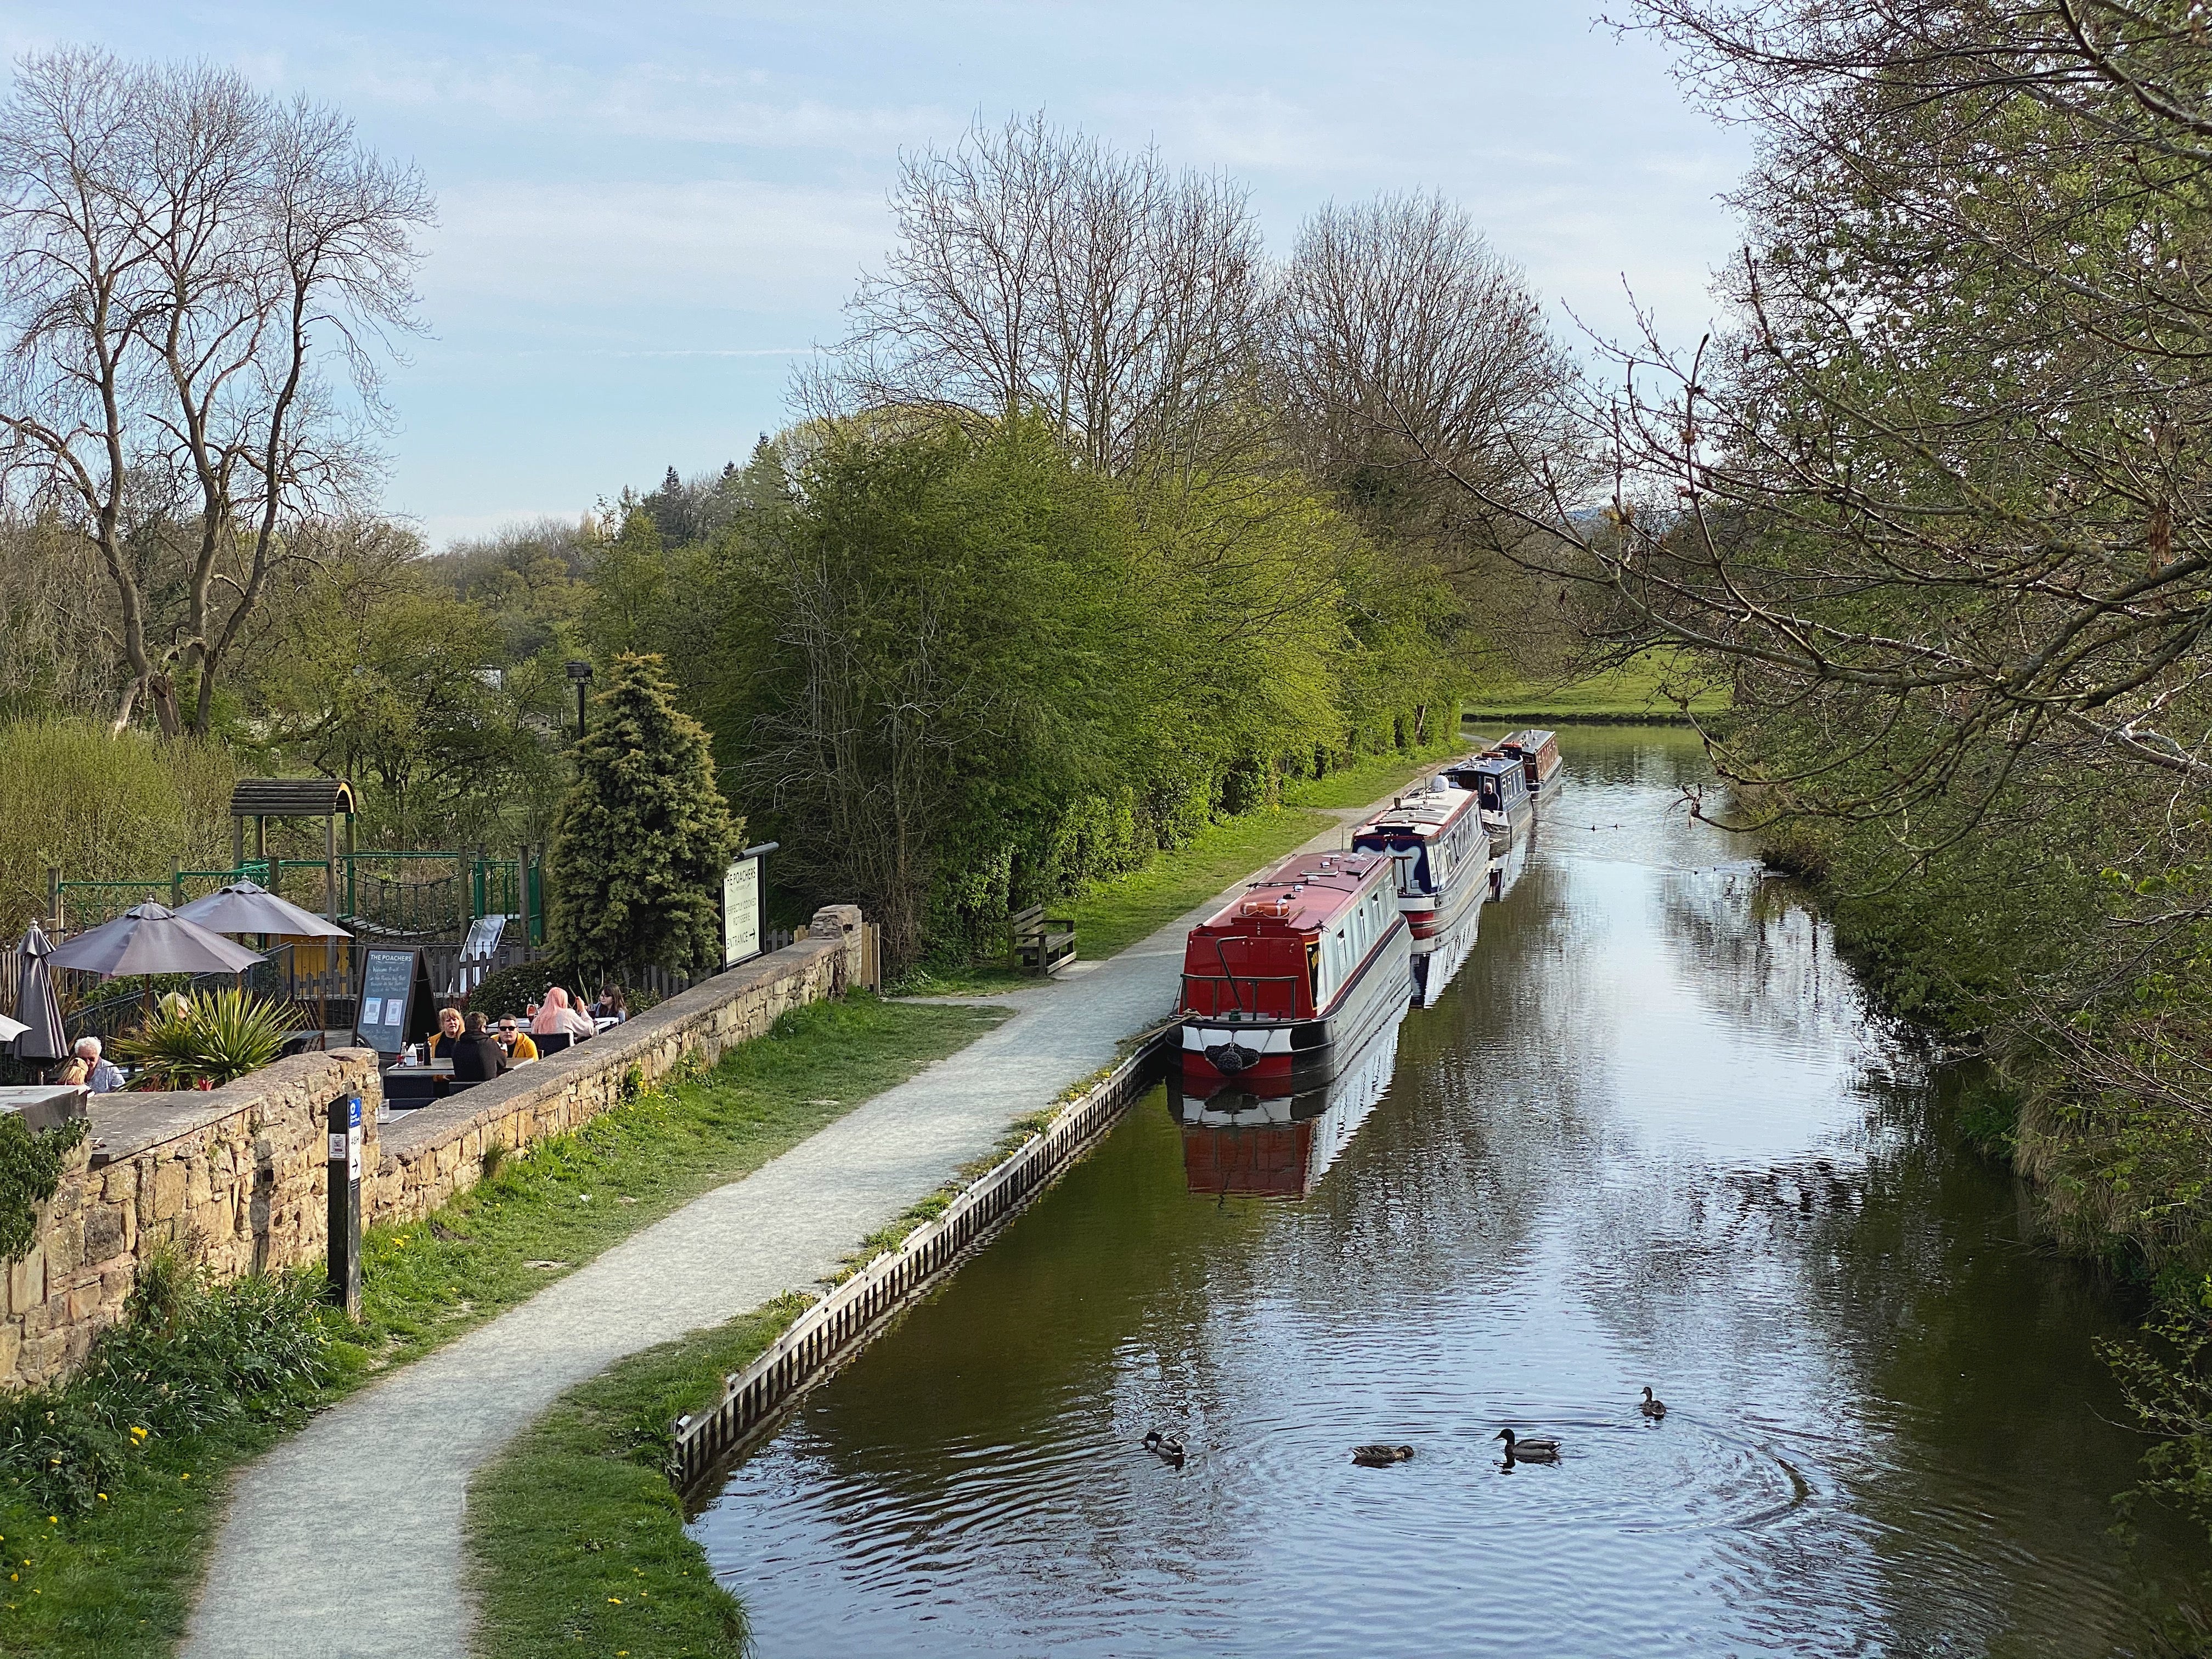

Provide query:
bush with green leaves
left=0, top=1256, right=340, bottom=1514
left=0, top=1114, right=88, bottom=1263
left=114, top=988, right=297, bottom=1088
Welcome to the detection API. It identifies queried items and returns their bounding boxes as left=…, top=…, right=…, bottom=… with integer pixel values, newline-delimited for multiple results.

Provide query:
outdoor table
left=382, top=1062, right=452, bottom=1105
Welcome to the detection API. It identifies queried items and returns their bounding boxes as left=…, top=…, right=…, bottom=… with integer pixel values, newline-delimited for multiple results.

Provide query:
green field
left=1463, top=650, right=1729, bottom=723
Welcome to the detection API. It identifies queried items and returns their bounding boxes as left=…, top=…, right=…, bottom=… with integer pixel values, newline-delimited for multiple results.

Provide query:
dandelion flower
left=607, top=1596, right=622, bottom=1604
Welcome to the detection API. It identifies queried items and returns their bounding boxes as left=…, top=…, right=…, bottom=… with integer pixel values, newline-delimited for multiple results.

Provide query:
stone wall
left=1, top=907, right=866, bottom=1390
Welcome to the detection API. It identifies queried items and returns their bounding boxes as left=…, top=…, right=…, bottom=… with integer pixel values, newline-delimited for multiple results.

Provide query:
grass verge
left=1463, top=647, right=1730, bottom=721
left=467, top=1297, right=809, bottom=1659
left=0, top=994, right=1003, bottom=1659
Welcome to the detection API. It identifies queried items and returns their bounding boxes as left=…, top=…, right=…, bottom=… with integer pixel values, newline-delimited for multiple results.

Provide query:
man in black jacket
left=449, top=1012, right=508, bottom=1084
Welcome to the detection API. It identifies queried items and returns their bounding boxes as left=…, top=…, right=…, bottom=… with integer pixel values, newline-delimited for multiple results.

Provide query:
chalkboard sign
left=353, top=948, right=433, bottom=1056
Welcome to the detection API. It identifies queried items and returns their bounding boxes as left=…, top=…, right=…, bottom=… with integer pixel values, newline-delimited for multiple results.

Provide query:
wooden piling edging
left=668, top=1025, right=1174, bottom=1494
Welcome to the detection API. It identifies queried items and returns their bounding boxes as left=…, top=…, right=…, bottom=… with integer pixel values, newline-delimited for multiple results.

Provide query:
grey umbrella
left=47, top=902, right=266, bottom=979
left=11, top=924, right=68, bottom=1062
left=176, top=880, right=352, bottom=941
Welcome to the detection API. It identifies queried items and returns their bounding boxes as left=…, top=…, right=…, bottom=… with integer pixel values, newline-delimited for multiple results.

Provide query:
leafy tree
left=547, top=653, right=742, bottom=978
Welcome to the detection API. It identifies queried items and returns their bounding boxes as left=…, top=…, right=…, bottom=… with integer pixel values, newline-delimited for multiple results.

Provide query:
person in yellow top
left=494, top=1019, right=538, bottom=1062
left=426, top=1006, right=466, bottom=1058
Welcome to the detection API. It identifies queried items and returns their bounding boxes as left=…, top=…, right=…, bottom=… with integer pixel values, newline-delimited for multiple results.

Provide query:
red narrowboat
left=1499, top=729, right=1564, bottom=794
left=1350, top=778, right=1489, bottom=1008
left=1178, top=847, right=1411, bottom=1095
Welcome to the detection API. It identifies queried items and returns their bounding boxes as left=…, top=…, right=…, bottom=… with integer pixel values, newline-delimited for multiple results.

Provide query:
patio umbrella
left=176, top=879, right=352, bottom=941
left=177, top=881, right=350, bottom=1037
left=0, top=1013, right=26, bottom=1044
left=10, top=924, right=67, bottom=1063
left=47, top=902, right=266, bottom=978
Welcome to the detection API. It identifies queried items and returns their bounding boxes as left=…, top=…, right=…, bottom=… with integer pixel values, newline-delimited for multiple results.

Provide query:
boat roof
left=1502, top=729, right=1557, bottom=750
left=1192, top=849, right=1391, bottom=936
left=1351, top=782, right=1480, bottom=843
left=1448, top=753, right=1523, bottom=781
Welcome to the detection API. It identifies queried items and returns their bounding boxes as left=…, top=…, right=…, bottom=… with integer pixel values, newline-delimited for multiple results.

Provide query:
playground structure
left=35, top=778, right=549, bottom=1046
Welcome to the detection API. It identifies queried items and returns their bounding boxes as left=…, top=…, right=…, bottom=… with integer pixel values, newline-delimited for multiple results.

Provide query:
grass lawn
left=467, top=1299, right=807, bottom=1659
left=0, top=995, right=1003, bottom=1659
left=1463, top=648, right=1730, bottom=722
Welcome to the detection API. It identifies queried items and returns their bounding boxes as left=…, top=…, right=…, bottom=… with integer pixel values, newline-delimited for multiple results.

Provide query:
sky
left=1, top=2, right=1753, bottom=549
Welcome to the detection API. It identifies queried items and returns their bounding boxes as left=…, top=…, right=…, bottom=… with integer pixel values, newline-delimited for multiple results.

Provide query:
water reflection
left=1177, top=1001, right=1405, bottom=1198
left=692, top=725, right=2204, bottom=1657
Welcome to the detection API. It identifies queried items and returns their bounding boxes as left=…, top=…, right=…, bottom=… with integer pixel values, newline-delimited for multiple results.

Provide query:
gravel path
left=180, top=800, right=1397, bottom=1659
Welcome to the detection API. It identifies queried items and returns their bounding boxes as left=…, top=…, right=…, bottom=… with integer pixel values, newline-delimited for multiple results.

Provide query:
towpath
left=180, top=790, right=1409, bottom=1659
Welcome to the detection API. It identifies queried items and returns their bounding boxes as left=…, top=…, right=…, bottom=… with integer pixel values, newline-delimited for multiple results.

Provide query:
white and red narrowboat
left=1499, top=728, right=1564, bottom=795
left=1350, top=778, right=1489, bottom=1009
left=1177, top=1002, right=1406, bottom=1199
left=1446, top=753, right=1534, bottom=865
left=1178, top=848, right=1412, bottom=1096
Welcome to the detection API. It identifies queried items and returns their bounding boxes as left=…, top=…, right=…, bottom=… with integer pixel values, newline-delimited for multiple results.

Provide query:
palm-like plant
left=115, top=989, right=297, bottom=1088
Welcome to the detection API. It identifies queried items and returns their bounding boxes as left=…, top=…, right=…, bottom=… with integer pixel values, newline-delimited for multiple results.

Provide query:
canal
left=692, top=725, right=2204, bottom=1656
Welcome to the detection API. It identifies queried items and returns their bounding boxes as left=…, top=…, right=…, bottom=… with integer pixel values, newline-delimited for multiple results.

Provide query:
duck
left=1495, top=1428, right=1560, bottom=1462
left=1142, top=1429, right=1186, bottom=1468
left=1352, top=1443, right=1415, bottom=1466
left=1639, top=1386, right=1667, bottom=1420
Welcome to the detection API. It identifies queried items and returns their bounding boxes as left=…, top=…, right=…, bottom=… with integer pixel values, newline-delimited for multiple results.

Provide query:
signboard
left=722, top=855, right=761, bottom=968
left=326, top=1093, right=362, bottom=1317
left=353, top=948, right=433, bottom=1056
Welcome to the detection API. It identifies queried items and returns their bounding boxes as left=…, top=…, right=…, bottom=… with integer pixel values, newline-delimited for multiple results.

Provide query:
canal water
left=692, top=725, right=2204, bottom=1656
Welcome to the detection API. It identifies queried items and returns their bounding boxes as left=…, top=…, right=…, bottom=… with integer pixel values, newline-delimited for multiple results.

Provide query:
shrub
left=0, top=717, right=236, bottom=936
left=0, top=1259, right=340, bottom=1514
left=0, top=1114, right=88, bottom=1262
left=114, top=988, right=297, bottom=1087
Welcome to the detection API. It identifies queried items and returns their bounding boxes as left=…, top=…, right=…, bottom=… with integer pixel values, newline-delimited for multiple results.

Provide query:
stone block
left=103, top=1163, right=136, bottom=1204
left=8, top=1245, right=42, bottom=1314
left=44, top=1215, right=83, bottom=1277
left=83, top=1203, right=125, bottom=1265
left=185, top=1159, right=215, bottom=1208
left=0, top=1322, right=20, bottom=1384
left=150, top=1161, right=187, bottom=1221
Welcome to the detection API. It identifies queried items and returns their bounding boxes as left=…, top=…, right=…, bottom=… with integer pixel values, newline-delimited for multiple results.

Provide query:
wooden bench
left=1008, top=903, right=1076, bottom=976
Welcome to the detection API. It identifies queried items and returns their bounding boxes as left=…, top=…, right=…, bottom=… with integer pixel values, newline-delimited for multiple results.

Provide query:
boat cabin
left=1350, top=785, right=1485, bottom=902
left=1443, top=754, right=1530, bottom=817
left=1499, top=729, right=1563, bottom=791
left=1180, top=850, right=1397, bottom=1022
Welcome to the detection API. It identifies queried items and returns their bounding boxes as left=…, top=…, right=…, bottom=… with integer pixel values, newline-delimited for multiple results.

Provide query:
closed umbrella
left=47, top=903, right=266, bottom=978
left=12, top=924, right=67, bottom=1064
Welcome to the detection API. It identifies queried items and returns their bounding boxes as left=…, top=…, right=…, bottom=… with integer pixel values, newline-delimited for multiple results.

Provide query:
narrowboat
left=1177, top=1003, right=1405, bottom=1198
left=1350, top=778, right=1489, bottom=1009
left=1178, top=847, right=1412, bottom=1095
left=1499, top=729, right=1564, bottom=794
left=1444, top=753, right=1534, bottom=863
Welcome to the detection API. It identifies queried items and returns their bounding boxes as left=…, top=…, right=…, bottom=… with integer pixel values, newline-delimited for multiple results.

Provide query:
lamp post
left=565, top=659, right=594, bottom=740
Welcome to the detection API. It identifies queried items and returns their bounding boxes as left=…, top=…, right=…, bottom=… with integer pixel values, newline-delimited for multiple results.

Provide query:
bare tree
left=811, top=113, right=1267, bottom=481
left=1272, top=191, right=1572, bottom=553
left=0, top=47, right=432, bottom=735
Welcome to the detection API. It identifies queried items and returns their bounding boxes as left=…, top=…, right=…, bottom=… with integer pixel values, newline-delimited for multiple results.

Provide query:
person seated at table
left=449, top=1012, right=508, bottom=1083
left=592, top=986, right=628, bottom=1025
left=74, top=1036, right=123, bottom=1093
left=532, top=986, right=596, bottom=1041
left=494, top=1018, right=538, bottom=1062
left=57, top=1057, right=88, bottom=1087
left=426, top=1005, right=467, bottom=1059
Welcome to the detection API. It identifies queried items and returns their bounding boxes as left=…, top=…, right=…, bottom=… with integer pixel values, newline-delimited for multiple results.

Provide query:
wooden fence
left=668, top=1023, right=1172, bottom=1495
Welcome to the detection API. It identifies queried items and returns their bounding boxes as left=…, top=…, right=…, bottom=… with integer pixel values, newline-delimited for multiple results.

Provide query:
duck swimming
left=1495, top=1429, right=1560, bottom=1462
left=1142, top=1429, right=1186, bottom=1468
left=1639, top=1386, right=1667, bottom=1420
left=1352, top=1443, right=1415, bottom=1466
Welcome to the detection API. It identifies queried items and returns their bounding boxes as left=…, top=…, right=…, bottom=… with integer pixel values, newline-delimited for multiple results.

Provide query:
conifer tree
left=547, top=652, right=742, bottom=978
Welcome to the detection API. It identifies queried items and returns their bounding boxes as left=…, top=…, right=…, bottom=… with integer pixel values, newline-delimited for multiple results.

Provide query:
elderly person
left=74, top=1037, right=123, bottom=1094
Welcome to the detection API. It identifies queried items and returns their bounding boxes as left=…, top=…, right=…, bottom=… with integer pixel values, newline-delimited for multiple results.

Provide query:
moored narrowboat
left=1444, top=752, right=1534, bottom=862
left=1178, top=848, right=1412, bottom=1094
left=1500, top=729, right=1564, bottom=794
left=1350, top=778, right=1489, bottom=1009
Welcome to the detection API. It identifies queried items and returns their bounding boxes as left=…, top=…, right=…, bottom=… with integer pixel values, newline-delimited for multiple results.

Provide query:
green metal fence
left=53, top=852, right=545, bottom=944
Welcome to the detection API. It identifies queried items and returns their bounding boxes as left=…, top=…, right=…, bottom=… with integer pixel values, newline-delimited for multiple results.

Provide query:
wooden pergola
left=229, top=778, right=357, bottom=920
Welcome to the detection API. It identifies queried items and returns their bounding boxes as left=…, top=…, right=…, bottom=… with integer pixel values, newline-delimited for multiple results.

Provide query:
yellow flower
left=96, top=1494, right=106, bottom=1502
left=607, top=1596, right=623, bottom=1604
